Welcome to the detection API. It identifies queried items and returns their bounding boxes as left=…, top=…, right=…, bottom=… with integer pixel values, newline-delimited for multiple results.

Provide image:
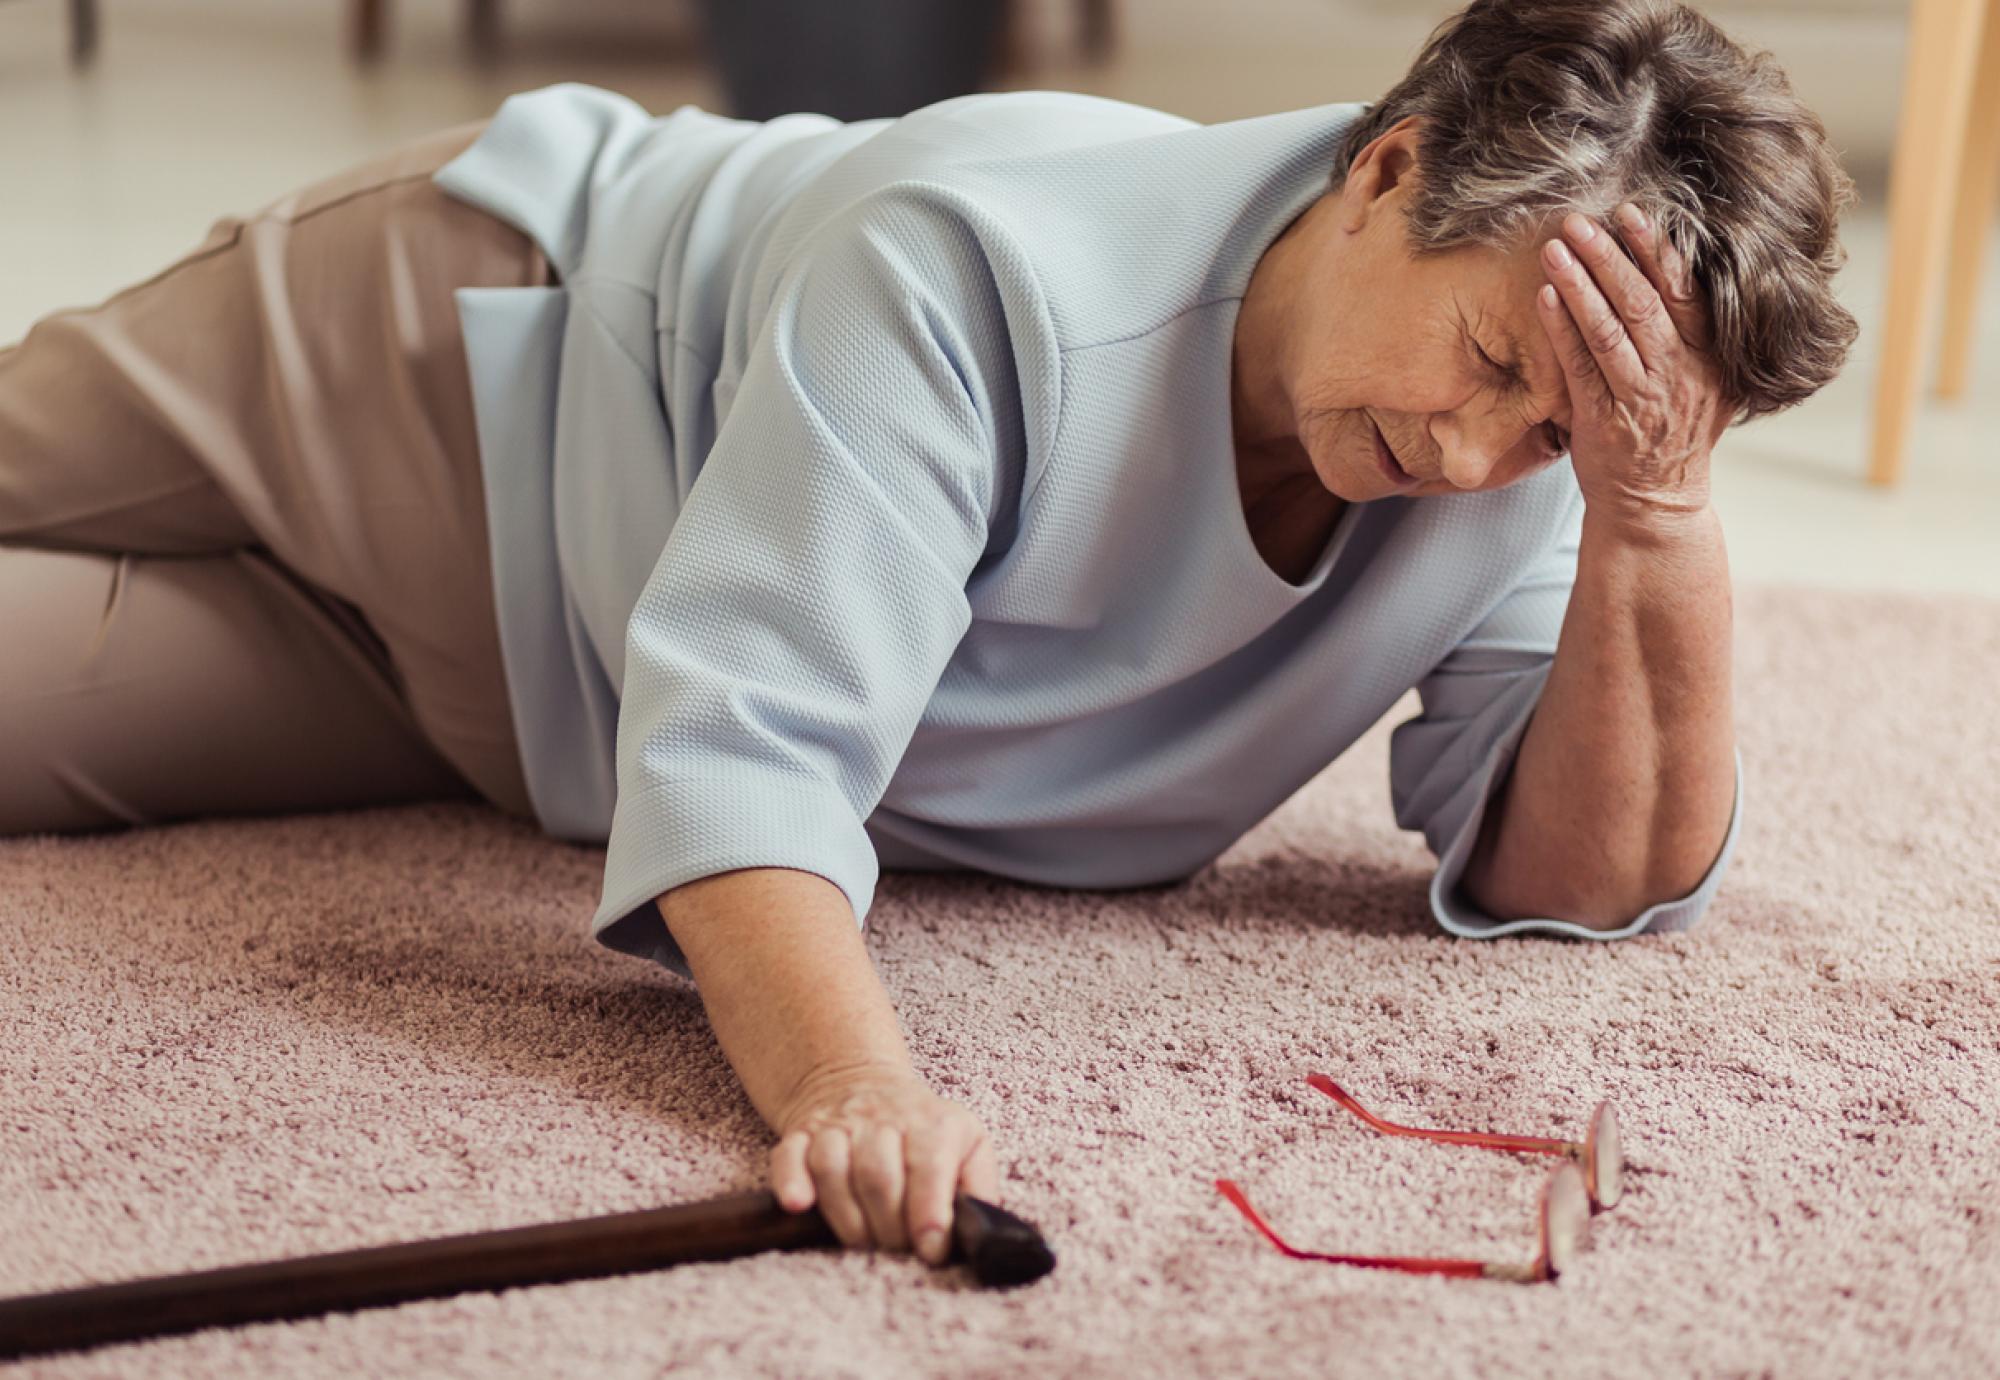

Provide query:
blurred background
left=2, top=0, right=1994, bottom=594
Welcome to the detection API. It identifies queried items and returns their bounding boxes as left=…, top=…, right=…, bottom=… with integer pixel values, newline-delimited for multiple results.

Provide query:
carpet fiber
left=3, top=581, right=1996, bottom=1378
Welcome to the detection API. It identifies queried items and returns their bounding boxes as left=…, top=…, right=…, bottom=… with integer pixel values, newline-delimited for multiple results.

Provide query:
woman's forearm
left=656, top=867, right=913, bottom=1132
left=1459, top=503, right=1737, bottom=927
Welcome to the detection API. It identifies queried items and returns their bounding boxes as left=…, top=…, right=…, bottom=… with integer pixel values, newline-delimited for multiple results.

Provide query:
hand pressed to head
left=1533, top=200, right=1733, bottom=530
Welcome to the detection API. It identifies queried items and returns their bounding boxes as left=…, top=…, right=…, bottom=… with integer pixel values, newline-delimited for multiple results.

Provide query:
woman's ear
left=1342, top=115, right=1424, bottom=234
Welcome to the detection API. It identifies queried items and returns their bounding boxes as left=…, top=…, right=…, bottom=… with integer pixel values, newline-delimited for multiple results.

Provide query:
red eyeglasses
left=1214, top=1074, right=1626, bottom=1283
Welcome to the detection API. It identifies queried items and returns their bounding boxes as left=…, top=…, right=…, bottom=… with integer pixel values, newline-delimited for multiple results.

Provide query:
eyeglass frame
left=1212, top=1074, right=1625, bottom=1283
left=1306, top=1073, right=1624, bottom=1212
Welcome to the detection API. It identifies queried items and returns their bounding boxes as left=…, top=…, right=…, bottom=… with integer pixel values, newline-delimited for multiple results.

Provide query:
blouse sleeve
left=587, top=189, right=1027, bottom=981
left=1387, top=488, right=1746, bottom=941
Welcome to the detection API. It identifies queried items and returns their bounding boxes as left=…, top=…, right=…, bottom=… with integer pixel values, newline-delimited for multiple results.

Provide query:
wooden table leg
left=466, top=0, right=500, bottom=62
left=350, top=0, right=387, bottom=61
left=1867, top=0, right=1990, bottom=486
left=1934, top=0, right=2000, bottom=399
left=1079, top=0, right=1116, bottom=62
left=69, top=0, right=97, bottom=66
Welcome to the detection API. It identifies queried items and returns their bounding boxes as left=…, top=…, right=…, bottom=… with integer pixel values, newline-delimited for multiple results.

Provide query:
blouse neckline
left=1211, top=295, right=1380, bottom=617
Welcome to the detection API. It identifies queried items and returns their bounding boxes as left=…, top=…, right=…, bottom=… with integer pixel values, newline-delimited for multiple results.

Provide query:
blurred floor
left=3, top=0, right=1996, bottom=596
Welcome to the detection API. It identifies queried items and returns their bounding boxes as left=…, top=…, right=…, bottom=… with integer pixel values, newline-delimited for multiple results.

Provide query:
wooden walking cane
left=0, top=1186, right=1056, bottom=1361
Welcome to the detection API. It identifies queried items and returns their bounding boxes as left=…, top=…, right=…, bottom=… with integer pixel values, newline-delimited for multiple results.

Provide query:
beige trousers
left=0, top=118, right=555, bottom=833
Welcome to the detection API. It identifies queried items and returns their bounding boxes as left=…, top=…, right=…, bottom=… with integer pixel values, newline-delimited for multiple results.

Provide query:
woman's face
left=1238, top=117, right=1579, bottom=504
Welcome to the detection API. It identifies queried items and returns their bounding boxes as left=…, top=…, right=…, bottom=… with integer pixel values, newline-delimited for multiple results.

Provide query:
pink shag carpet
left=2, top=580, right=1997, bottom=1379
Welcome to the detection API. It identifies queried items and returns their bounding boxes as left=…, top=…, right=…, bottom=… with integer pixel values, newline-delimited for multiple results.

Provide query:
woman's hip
left=0, top=115, right=555, bottom=820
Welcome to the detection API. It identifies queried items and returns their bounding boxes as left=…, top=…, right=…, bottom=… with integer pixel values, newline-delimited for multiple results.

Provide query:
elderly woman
left=1, top=0, right=1854, bottom=1268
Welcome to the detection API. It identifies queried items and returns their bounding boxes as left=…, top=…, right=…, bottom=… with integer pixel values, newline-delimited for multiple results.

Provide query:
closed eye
left=1472, top=338, right=1525, bottom=394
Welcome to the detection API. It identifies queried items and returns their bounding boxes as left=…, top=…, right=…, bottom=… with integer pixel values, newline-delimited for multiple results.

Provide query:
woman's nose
left=1431, top=412, right=1536, bottom=489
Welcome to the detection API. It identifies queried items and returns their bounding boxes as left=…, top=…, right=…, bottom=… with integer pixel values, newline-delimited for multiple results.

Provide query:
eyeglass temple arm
left=1306, top=1074, right=1570, bottom=1157
left=1213, top=1180, right=1516, bottom=1279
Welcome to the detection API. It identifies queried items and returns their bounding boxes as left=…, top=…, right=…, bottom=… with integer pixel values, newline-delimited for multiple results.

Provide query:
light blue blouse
left=431, top=83, right=1745, bottom=982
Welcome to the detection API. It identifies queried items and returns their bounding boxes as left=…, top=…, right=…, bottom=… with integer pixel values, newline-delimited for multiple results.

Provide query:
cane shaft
left=0, top=1189, right=834, bottom=1361
left=0, top=1187, right=1053, bottom=1361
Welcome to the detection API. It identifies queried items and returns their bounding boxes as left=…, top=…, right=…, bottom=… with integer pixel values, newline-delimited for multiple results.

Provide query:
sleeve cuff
left=588, top=772, right=880, bottom=982
left=1427, top=726, right=1747, bottom=943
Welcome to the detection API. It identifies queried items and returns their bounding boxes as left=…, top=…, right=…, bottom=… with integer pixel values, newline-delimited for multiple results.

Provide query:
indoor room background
left=3, top=0, right=1994, bottom=596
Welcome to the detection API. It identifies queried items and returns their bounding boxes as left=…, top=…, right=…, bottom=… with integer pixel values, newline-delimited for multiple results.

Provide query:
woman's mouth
left=1372, top=421, right=1419, bottom=490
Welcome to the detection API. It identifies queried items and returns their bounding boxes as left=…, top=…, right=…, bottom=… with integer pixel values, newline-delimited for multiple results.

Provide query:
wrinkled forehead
left=1451, top=230, right=1565, bottom=341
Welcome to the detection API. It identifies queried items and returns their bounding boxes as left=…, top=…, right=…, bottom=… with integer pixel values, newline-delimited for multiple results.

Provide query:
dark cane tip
left=948, top=1193, right=1057, bottom=1288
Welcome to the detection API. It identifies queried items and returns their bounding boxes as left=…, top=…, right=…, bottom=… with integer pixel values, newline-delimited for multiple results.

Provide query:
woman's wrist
left=773, top=1059, right=927, bottom=1136
left=658, top=867, right=913, bottom=1133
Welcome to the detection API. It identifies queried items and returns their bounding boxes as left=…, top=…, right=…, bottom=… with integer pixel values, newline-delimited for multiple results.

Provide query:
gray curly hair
left=1330, top=0, right=1860, bottom=427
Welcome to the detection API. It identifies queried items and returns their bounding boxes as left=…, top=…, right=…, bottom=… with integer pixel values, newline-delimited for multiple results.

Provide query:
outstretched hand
left=770, top=1061, right=1002, bottom=1269
left=1535, top=201, right=1735, bottom=534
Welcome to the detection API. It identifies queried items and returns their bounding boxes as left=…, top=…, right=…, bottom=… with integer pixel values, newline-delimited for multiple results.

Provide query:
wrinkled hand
left=1536, top=202, right=1735, bottom=530
left=770, top=1062, right=1002, bottom=1269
